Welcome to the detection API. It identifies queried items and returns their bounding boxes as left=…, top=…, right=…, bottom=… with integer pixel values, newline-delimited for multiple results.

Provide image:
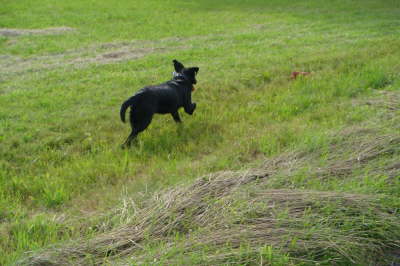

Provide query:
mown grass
left=0, top=0, right=399, bottom=264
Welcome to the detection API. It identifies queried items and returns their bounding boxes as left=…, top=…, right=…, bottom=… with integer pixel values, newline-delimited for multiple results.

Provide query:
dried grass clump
left=19, top=171, right=400, bottom=265
left=131, top=189, right=399, bottom=265
left=363, top=90, right=400, bottom=112
left=18, top=171, right=269, bottom=265
left=316, top=133, right=400, bottom=178
left=311, top=89, right=400, bottom=179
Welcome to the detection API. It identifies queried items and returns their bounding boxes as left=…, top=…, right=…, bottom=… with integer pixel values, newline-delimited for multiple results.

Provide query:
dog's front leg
left=183, top=89, right=196, bottom=115
left=184, top=102, right=196, bottom=115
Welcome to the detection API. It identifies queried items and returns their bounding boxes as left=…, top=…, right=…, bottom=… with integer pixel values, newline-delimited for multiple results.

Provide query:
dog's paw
left=189, top=103, right=196, bottom=115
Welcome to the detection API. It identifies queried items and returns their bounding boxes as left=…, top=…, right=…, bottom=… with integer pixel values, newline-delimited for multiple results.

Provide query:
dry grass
left=132, top=191, right=391, bottom=265
left=0, top=44, right=186, bottom=82
left=308, top=91, right=400, bottom=181
left=363, top=90, right=400, bottom=112
left=19, top=163, right=400, bottom=265
left=18, top=171, right=270, bottom=265
left=316, top=134, right=400, bottom=179
left=0, top=27, right=75, bottom=37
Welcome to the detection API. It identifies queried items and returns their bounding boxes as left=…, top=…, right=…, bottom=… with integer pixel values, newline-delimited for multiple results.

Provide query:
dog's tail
left=120, top=96, right=136, bottom=123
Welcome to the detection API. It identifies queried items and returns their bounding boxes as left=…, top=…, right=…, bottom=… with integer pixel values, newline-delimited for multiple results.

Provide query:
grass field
left=1, top=0, right=400, bottom=264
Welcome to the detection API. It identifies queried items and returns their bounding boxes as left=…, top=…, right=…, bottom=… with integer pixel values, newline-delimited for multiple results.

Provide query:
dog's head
left=172, top=59, right=199, bottom=85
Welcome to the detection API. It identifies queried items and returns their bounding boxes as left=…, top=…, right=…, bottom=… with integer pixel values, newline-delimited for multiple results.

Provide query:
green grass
left=0, top=0, right=400, bottom=264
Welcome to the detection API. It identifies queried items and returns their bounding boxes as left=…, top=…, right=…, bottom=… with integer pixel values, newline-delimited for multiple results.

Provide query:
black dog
left=120, top=59, right=199, bottom=147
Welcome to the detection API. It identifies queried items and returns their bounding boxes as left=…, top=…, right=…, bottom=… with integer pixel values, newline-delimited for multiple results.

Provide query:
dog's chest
left=154, top=89, right=182, bottom=114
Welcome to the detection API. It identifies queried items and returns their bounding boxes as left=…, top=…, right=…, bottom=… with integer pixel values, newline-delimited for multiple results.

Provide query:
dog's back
left=121, top=82, right=182, bottom=120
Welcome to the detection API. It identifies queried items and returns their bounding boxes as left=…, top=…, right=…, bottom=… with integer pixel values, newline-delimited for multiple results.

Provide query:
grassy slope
left=16, top=91, right=400, bottom=265
left=0, top=0, right=399, bottom=264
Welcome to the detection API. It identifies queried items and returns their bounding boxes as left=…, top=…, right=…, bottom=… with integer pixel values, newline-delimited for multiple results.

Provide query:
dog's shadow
left=136, top=120, right=223, bottom=155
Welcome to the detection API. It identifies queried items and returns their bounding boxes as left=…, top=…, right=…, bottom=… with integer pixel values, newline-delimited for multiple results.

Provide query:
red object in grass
left=291, top=71, right=311, bottom=79
left=192, top=86, right=196, bottom=91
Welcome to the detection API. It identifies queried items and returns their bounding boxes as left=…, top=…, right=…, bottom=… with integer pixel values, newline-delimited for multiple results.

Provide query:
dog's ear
left=185, top=67, right=199, bottom=75
left=184, top=67, right=200, bottom=84
left=173, top=59, right=185, bottom=73
left=191, top=67, right=199, bottom=74
left=185, top=67, right=199, bottom=76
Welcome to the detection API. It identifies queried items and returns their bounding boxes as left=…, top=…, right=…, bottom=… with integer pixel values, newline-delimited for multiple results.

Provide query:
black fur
left=120, top=59, right=199, bottom=147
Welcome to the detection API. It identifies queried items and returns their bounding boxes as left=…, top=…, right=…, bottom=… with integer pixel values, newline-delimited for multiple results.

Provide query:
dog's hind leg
left=123, top=112, right=153, bottom=148
left=122, top=129, right=139, bottom=148
left=171, top=111, right=182, bottom=123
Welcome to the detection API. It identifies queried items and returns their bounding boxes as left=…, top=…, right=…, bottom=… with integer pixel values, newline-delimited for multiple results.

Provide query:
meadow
left=0, top=0, right=399, bottom=264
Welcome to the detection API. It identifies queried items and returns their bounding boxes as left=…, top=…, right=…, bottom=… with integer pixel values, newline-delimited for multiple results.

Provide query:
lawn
left=0, top=0, right=399, bottom=264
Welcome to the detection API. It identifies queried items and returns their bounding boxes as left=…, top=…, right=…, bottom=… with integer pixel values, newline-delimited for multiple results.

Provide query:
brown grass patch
left=0, top=25, right=272, bottom=83
left=364, top=90, right=400, bottom=111
left=0, top=44, right=185, bottom=86
left=0, top=27, right=75, bottom=37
